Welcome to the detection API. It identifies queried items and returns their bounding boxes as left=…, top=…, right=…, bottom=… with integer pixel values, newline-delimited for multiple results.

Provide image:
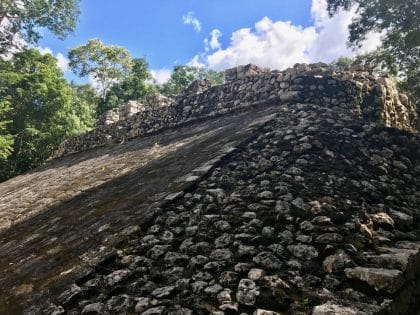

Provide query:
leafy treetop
left=327, top=0, right=420, bottom=105
left=68, top=39, right=133, bottom=99
left=0, top=49, right=96, bottom=181
left=160, top=65, right=224, bottom=96
left=0, top=0, right=80, bottom=55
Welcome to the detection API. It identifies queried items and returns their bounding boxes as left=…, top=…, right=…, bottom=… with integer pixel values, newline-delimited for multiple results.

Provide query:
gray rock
left=219, top=303, right=239, bottom=312
left=58, top=284, right=82, bottom=304
left=389, top=210, right=413, bottom=230
left=236, top=279, right=260, bottom=306
left=210, top=248, right=233, bottom=261
left=278, top=230, right=294, bottom=244
left=189, top=255, right=209, bottom=268
left=315, top=233, right=343, bottom=244
left=106, top=269, right=131, bottom=286
left=219, top=271, right=238, bottom=286
left=312, top=303, right=363, bottom=315
left=312, top=216, right=333, bottom=225
left=191, top=281, right=207, bottom=294
left=242, top=212, right=257, bottom=220
left=149, top=245, right=171, bottom=259
left=106, top=295, right=131, bottom=313
left=253, top=251, right=283, bottom=270
left=134, top=297, right=150, bottom=313
left=344, top=267, right=404, bottom=293
left=322, top=250, right=351, bottom=273
left=295, top=234, right=312, bottom=243
left=260, top=275, right=290, bottom=290
left=151, top=286, right=174, bottom=298
left=288, top=244, right=318, bottom=260
left=369, top=212, right=394, bottom=230
left=267, top=243, right=284, bottom=256
left=300, top=220, right=314, bottom=231
left=141, top=306, right=166, bottom=315
left=291, top=197, right=310, bottom=214
left=215, top=233, right=234, bottom=248
left=214, top=220, right=231, bottom=231
left=262, top=226, right=275, bottom=238
left=81, top=303, right=105, bottom=314
left=248, top=268, right=266, bottom=281
left=217, top=289, right=233, bottom=304
left=164, top=252, right=189, bottom=265
left=257, top=191, right=274, bottom=199
left=204, top=284, right=223, bottom=296
left=161, top=230, right=174, bottom=243
left=237, top=245, right=257, bottom=257
left=254, top=310, right=281, bottom=315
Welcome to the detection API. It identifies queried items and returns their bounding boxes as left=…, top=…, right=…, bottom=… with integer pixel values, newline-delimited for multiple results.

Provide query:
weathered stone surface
left=141, top=306, right=166, bottom=315
left=323, top=250, right=351, bottom=273
left=236, top=279, right=260, bottom=306
left=134, top=297, right=150, bottom=313
left=248, top=268, right=266, bottom=281
left=288, top=244, right=319, bottom=260
left=54, top=64, right=417, bottom=158
left=1, top=63, right=419, bottom=315
left=81, top=302, right=105, bottom=314
left=151, top=286, right=175, bottom=298
left=254, top=310, right=281, bottom=315
left=253, top=251, right=283, bottom=270
left=344, top=267, right=404, bottom=293
left=312, top=303, right=364, bottom=315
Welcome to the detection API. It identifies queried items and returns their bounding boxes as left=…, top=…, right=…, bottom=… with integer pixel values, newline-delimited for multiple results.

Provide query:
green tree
left=0, top=0, right=80, bottom=55
left=160, top=65, right=224, bottom=96
left=68, top=39, right=133, bottom=100
left=331, top=56, right=352, bottom=69
left=0, top=49, right=94, bottom=181
left=332, top=51, right=393, bottom=73
left=327, top=0, right=420, bottom=105
left=0, top=97, right=13, bottom=160
left=70, top=83, right=99, bottom=130
left=99, top=58, right=158, bottom=114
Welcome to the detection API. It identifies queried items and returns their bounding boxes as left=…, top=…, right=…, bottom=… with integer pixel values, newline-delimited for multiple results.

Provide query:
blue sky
left=38, top=0, right=381, bottom=84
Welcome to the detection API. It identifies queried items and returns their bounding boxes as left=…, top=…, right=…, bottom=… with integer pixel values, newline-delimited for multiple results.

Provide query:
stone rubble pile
left=48, top=102, right=420, bottom=314
left=98, top=95, right=174, bottom=126
left=53, top=63, right=417, bottom=158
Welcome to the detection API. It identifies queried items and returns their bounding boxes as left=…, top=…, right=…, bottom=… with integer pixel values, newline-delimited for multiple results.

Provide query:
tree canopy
left=0, top=0, right=80, bottom=55
left=99, top=58, right=158, bottom=114
left=160, top=65, right=224, bottom=96
left=0, top=96, right=13, bottom=161
left=327, top=0, right=420, bottom=105
left=0, top=49, right=95, bottom=180
left=68, top=39, right=133, bottom=99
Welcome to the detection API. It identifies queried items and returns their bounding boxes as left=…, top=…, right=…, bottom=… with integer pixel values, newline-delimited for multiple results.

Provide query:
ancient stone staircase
left=0, top=64, right=418, bottom=315
left=43, top=103, right=419, bottom=314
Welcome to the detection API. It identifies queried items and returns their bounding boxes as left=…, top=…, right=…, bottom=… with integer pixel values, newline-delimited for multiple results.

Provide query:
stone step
left=312, top=301, right=382, bottom=315
left=345, top=242, right=419, bottom=294
left=344, top=267, right=404, bottom=294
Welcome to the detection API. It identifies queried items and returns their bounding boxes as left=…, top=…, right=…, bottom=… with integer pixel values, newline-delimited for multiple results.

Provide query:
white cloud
left=182, top=11, right=202, bottom=33
left=37, top=46, right=70, bottom=73
left=55, top=53, right=69, bottom=72
left=192, top=0, right=382, bottom=71
left=307, top=0, right=382, bottom=62
left=205, top=29, right=222, bottom=51
left=203, top=17, right=317, bottom=71
left=187, top=54, right=206, bottom=68
left=150, top=68, right=172, bottom=85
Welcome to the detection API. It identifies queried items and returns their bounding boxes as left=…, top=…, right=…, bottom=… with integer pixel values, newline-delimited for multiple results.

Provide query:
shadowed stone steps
left=313, top=241, right=420, bottom=314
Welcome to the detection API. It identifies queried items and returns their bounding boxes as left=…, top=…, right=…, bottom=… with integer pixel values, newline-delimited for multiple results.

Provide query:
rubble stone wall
left=54, top=63, right=417, bottom=158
